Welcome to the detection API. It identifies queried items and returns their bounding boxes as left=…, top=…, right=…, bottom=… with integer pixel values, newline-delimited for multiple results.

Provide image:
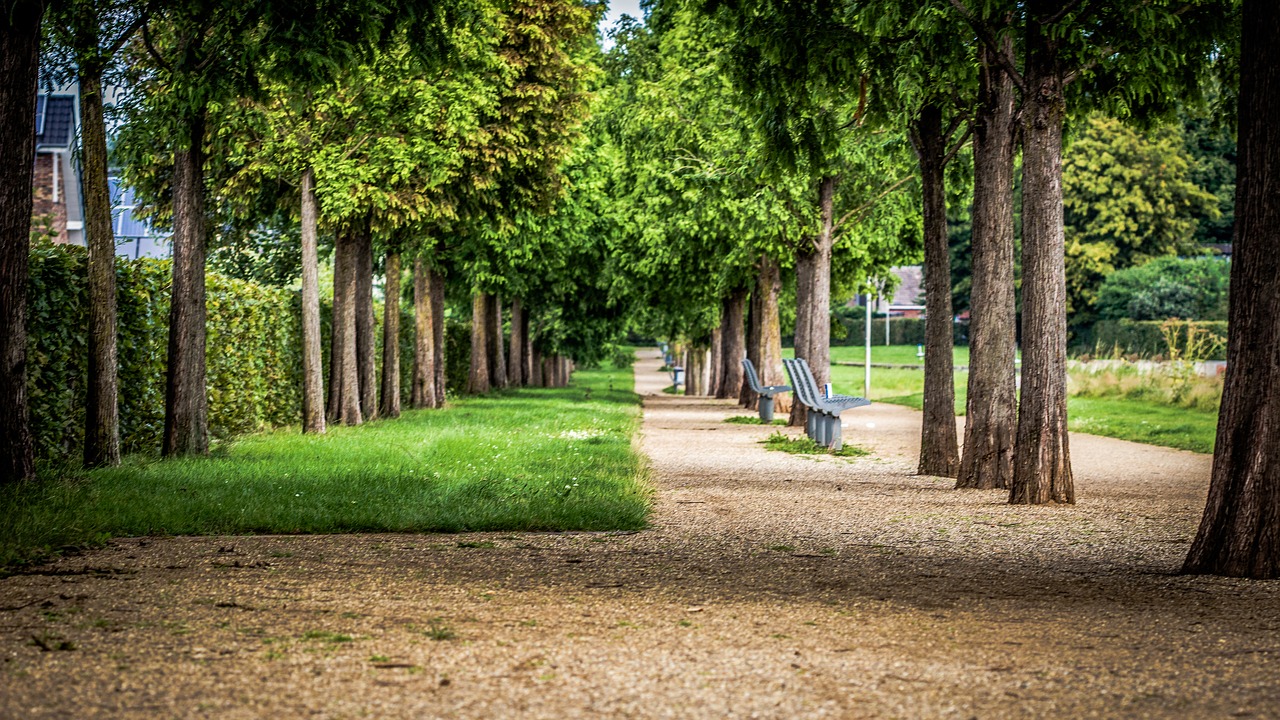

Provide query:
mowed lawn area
left=1, top=365, right=650, bottom=569
left=798, top=346, right=1218, bottom=454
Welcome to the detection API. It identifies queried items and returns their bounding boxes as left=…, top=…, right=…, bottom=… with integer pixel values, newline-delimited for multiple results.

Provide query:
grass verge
left=724, top=416, right=788, bottom=426
left=761, top=431, right=870, bottom=458
left=1, top=365, right=650, bottom=570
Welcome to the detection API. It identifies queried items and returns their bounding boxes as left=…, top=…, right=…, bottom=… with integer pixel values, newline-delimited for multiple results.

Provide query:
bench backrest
left=741, top=358, right=765, bottom=393
left=783, top=358, right=817, bottom=409
left=794, top=358, right=824, bottom=406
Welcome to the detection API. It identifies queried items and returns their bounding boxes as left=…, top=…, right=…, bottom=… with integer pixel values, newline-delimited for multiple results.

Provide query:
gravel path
left=1, top=349, right=1277, bottom=718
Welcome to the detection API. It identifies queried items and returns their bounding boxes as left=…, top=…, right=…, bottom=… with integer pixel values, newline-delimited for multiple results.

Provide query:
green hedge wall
left=834, top=317, right=970, bottom=347
left=28, top=243, right=304, bottom=462
left=1086, top=319, right=1228, bottom=360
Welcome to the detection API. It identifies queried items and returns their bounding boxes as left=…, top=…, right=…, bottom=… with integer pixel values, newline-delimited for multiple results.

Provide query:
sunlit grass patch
left=761, top=431, right=870, bottom=458
left=1, top=365, right=650, bottom=570
left=724, top=415, right=788, bottom=426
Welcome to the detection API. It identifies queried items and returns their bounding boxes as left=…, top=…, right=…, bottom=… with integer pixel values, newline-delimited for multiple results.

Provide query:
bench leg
left=816, top=413, right=830, bottom=447
left=806, top=407, right=816, bottom=440
left=758, top=395, right=774, bottom=424
left=829, top=415, right=843, bottom=452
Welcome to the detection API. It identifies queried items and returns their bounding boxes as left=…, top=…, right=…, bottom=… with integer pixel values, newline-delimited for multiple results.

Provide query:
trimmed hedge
left=1086, top=319, right=1228, bottom=360
left=28, top=243, right=303, bottom=462
left=834, top=317, right=970, bottom=347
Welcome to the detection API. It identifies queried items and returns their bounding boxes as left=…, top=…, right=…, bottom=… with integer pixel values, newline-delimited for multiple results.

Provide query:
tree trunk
left=332, top=231, right=362, bottom=425
left=162, top=111, right=210, bottom=457
left=717, top=288, right=747, bottom=400
left=789, top=248, right=814, bottom=427
left=430, top=268, right=446, bottom=406
left=468, top=292, right=490, bottom=394
left=488, top=294, right=507, bottom=389
left=327, top=232, right=348, bottom=420
left=758, top=256, right=789, bottom=413
left=741, top=280, right=760, bottom=409
left=0, top=0, right=41, bottom=483
left=299, top=167, right=325, bottom=433
left=789, top=176, right=837, bottom=424
left=957, top=38, right=1017, bottom=491
left=379, top=250, right=401, bottom=419
left=708, top=326, right=723, bottom=397
left=686, top=345, right=701, bottom=396
left=531, top=344, right=544, bottom=387
left=508, top=299, right=524, bottom=387
left=520, top=307, right=533, bottom=387
left=1183, top=0, right=1280, bottom=579
left=910, top=103, right=960, bottom=478
left=411, top=256, right=438, bottom=409
left=80, top=63, right=120, bottom=467
left=1011, top=8, right=1073, bottom=504
left=354, top=223, right=376, bottom=420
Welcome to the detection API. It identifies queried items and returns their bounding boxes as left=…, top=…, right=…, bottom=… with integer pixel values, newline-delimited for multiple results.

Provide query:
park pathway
left=1, top=349, right=1277, bottom=718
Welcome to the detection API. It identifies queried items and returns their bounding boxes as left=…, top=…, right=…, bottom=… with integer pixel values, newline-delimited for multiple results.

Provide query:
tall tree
left=1183, top=0, right=1280, bottom=579
left=46, top=0, right=148, bottom=466
left=949, top=0, right=1231, bottom=504
left=0, top=0, right=43, bottom=483
left=957, top=35, right=1018, bottom=491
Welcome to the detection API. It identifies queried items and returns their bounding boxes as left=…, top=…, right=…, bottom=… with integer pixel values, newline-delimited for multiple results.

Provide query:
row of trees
left=2, top=0, right=612, bottom=478
left=586, top=0, right=1278, bottom=577
left=2, top=0, right=1277, bottom=577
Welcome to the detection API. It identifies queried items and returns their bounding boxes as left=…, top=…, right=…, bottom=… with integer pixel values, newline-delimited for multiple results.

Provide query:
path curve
left=0, top=348, right=1275, bottom=719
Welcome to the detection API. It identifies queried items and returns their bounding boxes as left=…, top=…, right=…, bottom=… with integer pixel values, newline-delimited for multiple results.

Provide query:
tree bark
left=758, top=256, right=789, bottom=413
left=686, top=345, right=701, bottom=396
left=789, top=247, right=815, bottom=427
left=468, top=292, right=490, bottom=394
left=520, top=306, right=533, bottom=387
left=430, top=268, right=446, bottom=406
left=910, top=103, right=960, bottom=478
left=162, top=111, right=210, bottom=457
left=299, top=167, right=325, bottom=433
left=488, top=294, right=507, bottom=389
left=354, top=223, right=376, bottom=420
left=531, top=344, right=544, bottom=387
left=1010, top=7, right=1073, bottom=504
left=411, top=256, right=438, bottom=409
left=80, top=62, right=120, bottom=467
left=717, top=288, right=747, bottom=400
left=327, top=232, right=349, bottom=420
left=1183, top=0, right=1280, bottom=579
left=958, top=37, right=1017, bottom=491
left=789, top=176, right=838, bottom=424
left=708, top=326, right=723, bottom=397
left=741, top=280, right=760, bottom=408
left=0, top=0, right=41, bottom=483
left=332, top=231, right=362, bottom=425
left=508, top=299, right=524, bottom=387
left=379, top=250, right=401, bottom=419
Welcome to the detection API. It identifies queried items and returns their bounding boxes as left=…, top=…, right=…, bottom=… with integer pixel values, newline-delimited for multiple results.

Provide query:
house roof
left=888, top=266, right=924, bottom=307
left=35, top=95, right=76, bottom=150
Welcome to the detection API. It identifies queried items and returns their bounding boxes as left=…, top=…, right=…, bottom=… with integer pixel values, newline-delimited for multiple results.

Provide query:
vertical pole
left=864, top=293, right=872, bottom=398
left=885, top=303, right=891, bottom=345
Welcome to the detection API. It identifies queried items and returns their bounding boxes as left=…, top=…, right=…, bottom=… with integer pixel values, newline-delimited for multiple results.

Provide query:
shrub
left=28, top=242, right=305, bottom=462
left=1095, top=255, right=1230, bottom=322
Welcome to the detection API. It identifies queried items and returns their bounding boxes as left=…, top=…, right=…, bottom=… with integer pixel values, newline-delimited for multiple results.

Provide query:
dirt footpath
left=1, top=349, right=1276, bottom=719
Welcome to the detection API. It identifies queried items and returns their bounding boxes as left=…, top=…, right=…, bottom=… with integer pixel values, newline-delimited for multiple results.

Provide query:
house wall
left=31, top=152, right=69, bottom=244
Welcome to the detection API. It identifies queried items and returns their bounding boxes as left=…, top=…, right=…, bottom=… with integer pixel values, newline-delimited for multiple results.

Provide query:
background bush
left=1085, top=319, right=1228, bottom=360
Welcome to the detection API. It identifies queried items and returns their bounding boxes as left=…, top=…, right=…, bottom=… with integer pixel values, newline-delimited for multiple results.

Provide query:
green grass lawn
left=801, top=347, right=1217, bottom=454
left=827, top=344, right=971, bottom=366
left=1, top=365, right=650, bottom=570
left=1066, top=397, right=1217, bottom=454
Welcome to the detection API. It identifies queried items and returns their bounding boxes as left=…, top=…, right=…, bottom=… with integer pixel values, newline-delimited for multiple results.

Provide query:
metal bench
left=741, top=358, right=791, bottom=423
left=783, top=357, right=870, bottom=452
